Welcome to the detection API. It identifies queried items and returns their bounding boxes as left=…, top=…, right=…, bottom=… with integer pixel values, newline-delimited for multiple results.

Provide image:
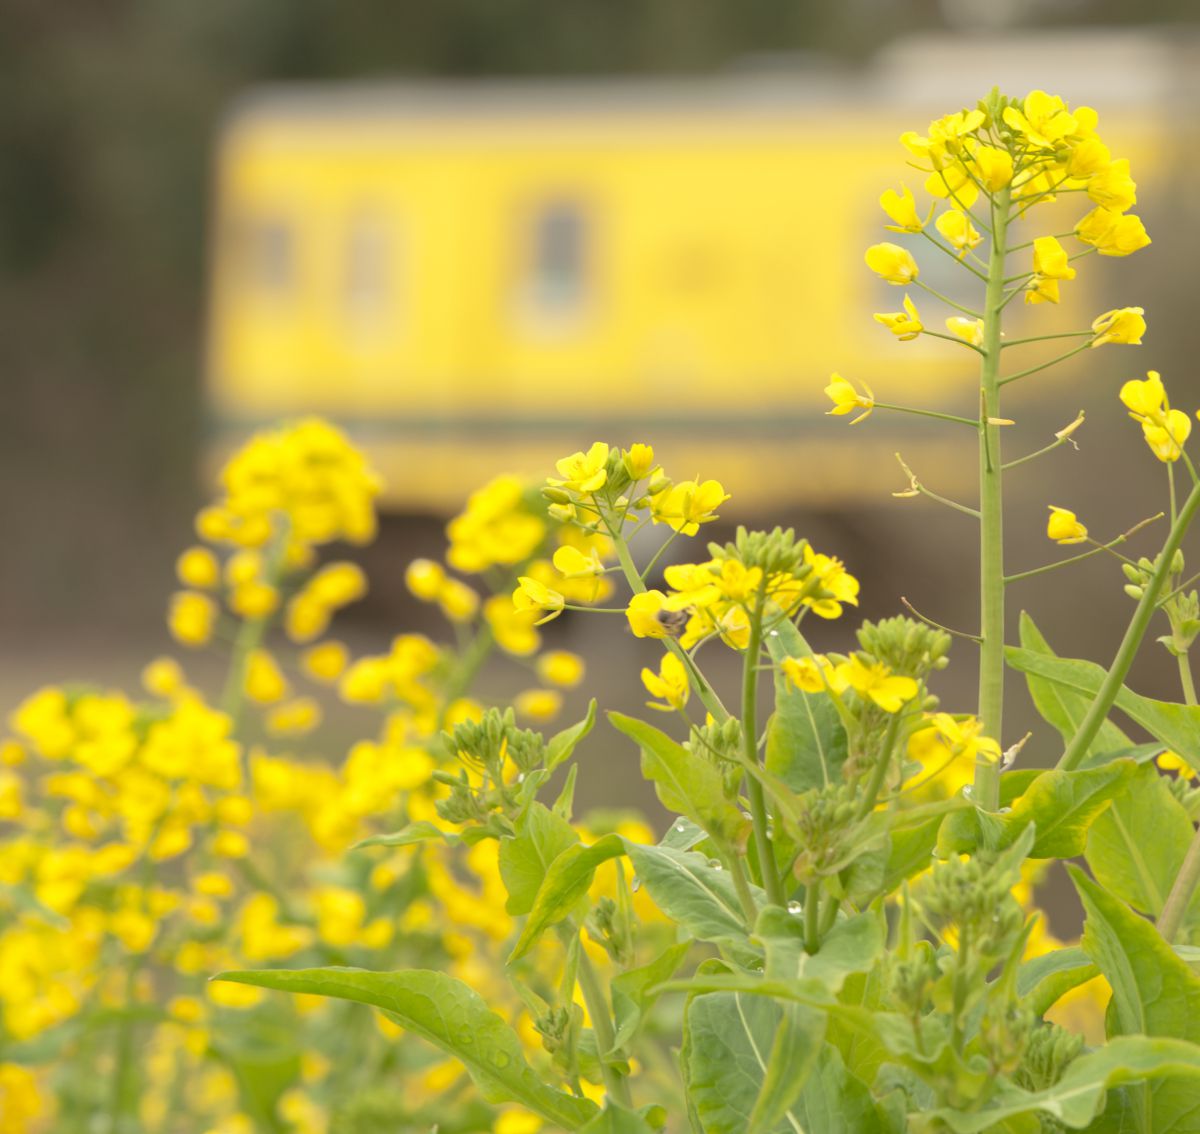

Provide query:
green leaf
left=546, top=699, right=597, bottom=771
left=611, top=941, right=692, bottom=1052
left=924, top=1036, right=1200, bottom=1132
left=883, top=814, right=942, bottom=893
left=789, top=1047, right=887, bottom=1134
left=1017, top=612, right=1133, bottom=760
left=764, top=619, right=848, bottom=794
left=1015, top=946, right=1099, bottom=1019
left=1085, top=763, right=1197, bottom=920
left=684, top=991, right=816, bottom=1134
left=1005, top=645, right=1200, bottom=776
left=351, top=820, right=459, bottom=851
left=1071, top=865, right=1200, bottom=1132
left=212, top=968, right=598, bottom=1131
left=754, top=907, right=885, bottom=994
left=936, top=762, right=1136, bottom=859
left=626, top=843, right=763, bottom=965
left=659, top=816, right=707, bottom=852
left=608, top=712, right=745, bottom=847
left=508, top=834, right=625, bottom=961
left=748, top=1002, right=826, bottom=1134
left=498, top=801, right=580, bottom=916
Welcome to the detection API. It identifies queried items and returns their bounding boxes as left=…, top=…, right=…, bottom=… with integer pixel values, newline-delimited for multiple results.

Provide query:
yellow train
left=204, top=38, right=1168, bottom=512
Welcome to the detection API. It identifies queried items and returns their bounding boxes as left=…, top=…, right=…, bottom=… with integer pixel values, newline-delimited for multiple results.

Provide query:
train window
left=526, top=199, right=589, bottom=317
left=344, top=211, right=392, bottom=321
left=239, top=216, right=294, bottom=295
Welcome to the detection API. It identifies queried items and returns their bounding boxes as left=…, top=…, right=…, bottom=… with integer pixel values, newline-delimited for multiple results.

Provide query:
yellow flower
left=1091, top=307, right=1145, bottom=348
left=835, top=656, right=918, bottom=713
left=308, top=562, right=367, bottom=608
left=229, top=580, right=280, bottom=620
left=641, top=653, right=690, bottom=712
left=168, top=591, right=217, bottom=647
left=945, top=317, right=985, bottom=346
left=266, top=698, right=321, bottom=735
left=437, top=578, right=480, bottom=623
left=1067, top=136, right=1112, bottom=179
left=548, top=442, right=610, bottom=495
left=824, top=373, right=874, bottom=424
left=873, top=296, right=923, bottom=341
left=1087, top=158, right=1137, bottom=212
left=405, top=558, right=445, bottom=601
left=245, top=649, right=288, bottom=704
left=625, top=591, right=689, bottom=639
left=176, top=546, right=220, bottom=589
left=514, top=689, right=563, bottom=722
left=142, top=656, right=185, bottom=698
left=865, top=242, right=919, bottom=284
left=1144, top=412, right=1191, bottom=463
left=1075, top=207, right=1151, bottom=256
left=1157, top=751, right=1196, bottom=780
left=780, top=655, right=833, bottom=694
left=879, top=186, right=926, bottom=233
left=622, top=443, right=656, bottom=480
left=552, top=544, right=605, bottom=580
left=301, top=641, right=348, bottom=682
left=1003, top=90, right=1078, bottom=149
left=935, top=210, right=981, bottom=256
left=1025, top=276, right=1061, bottom=305
left=446, top=474, right=546, bottom=573
left=1047, top=506, right=1088, bottom=545
left=484, top=596, right=540, bottom=657
left=1119, top=371, right=1165, bottom=418
left=1032, top=236, right=1076, bottom=281
left=648, top=480, right=730, bottom=536
left=970, top=144, right=1013, bottom=191
left=512, top=577, right=565, bottom=624
left=536, top=650, right=585, bottom=688
left=925, top=162, right=979, bottom=210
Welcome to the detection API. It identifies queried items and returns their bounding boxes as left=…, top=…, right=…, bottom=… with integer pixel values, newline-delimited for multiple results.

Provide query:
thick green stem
left=1059, top=478, right=1200, bottom=771
left=742, top=582, right=784, bottom=906
left=576, top=939, right=633, bottom=1107
left=974, top=186, right=1011, bottom=811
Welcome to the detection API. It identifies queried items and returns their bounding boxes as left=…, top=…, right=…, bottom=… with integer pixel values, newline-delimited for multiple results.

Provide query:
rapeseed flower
left=824, top=373, right=874, bottom=424
left=874, top=296, right=923, bottom=341
left=1091, top=307, right=1146, bottom=347
left=865, top=243, right=919, bottom=285
left=1047, top=506, right=1088, bottom=545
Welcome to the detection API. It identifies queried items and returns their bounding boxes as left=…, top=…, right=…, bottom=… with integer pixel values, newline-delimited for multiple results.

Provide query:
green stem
left=743, top=582, right=784, bottom=906
left=914, top=279, right=983, bottom=319
left=1157, top=822, right=1200, bottom=943
left=438, top=624, right=494, bottom=728
left=1179, top=652, right=1198, bottom=708
left=1059, top=478, right=1200, bottom=770
left=998, top=342, right=1093, bottom=386
left=1004, top=519, right=1163, bottom=584
left=728, top=855, right=760, bottom=926
left=875, top=402, right=981, bottom=427
left=855, top=713, right=903, bottom=821
left=974, top=186, right=1010, bottom=811
left=804, top=881, right=821, bottom=954
left=576, top=938, right=633, bottom=1108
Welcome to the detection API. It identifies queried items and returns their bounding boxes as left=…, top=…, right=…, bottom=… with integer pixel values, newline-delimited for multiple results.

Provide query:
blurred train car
left=202, top=31, right=1189, bottom=518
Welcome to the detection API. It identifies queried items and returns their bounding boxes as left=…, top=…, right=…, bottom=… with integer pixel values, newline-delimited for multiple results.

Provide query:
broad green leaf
left=937, top=762, right=1136, bottom=859
left=1015, top=946, right=1099, bottom=1019
left=789, top=1047, right=886, bottom=1134
left=1017, top=612, right=1133, bottom=759
left=608, top=712, right=745, bottom=846
left=1071, top=865, right=1200, bottom=1132
left=509, top=834, right=625, bottom=961
left=498, top=801, right=580, bottom=916
left=764, top=618, right=848, bottom=793
left=659, top=816, right=707, bottom=852
left=626, top=843, right=763, bottom=965
left=684, top=991, right=814, bottom=1134
left=748, top=1002, right=826, bottom=1134
left=546, top=699, right=597, bottom=771
left=213, top=968, right=598, bottom=1130
left=611, top=941, right=692, bottom=1052
left=924, top=1035, right=1200, bottom=1132
left=1005, top=646, right=1200, bottom=776
left=352, top=820, right=459, bottom=851
left=1085, top=763, right=1196, bottom=920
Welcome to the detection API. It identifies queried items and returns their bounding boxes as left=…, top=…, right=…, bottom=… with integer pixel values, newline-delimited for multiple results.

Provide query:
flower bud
left=541, top=487, right=572, bottom=505
left=1124, top=584, right=1144, bottom=600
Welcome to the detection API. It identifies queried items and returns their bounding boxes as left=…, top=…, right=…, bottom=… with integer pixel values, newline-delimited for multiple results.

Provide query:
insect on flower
left=654, top=606, right=692, bottom=638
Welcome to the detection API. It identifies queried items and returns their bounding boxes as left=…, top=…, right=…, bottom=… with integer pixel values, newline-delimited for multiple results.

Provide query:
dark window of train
left=242, top=217, right=293, bottom=295
left=529, top=200, right=588, bottom=314
left=344, top=212, right=391, bottom=320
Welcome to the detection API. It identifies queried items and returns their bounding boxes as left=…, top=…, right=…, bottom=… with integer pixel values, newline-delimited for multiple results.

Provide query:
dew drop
left=455, top=1028, right=475, bottom=1047
left=787, top=901, right=803, bottom=915
left=490, top=1050, right=511, bottom=1069
left=516, top=773, right=525, bottom=783
left=675, top=820, right=687, bottom=831
left=962, top=785, right=974, bottom=799
left=768, top=629, right=779, bottom=637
